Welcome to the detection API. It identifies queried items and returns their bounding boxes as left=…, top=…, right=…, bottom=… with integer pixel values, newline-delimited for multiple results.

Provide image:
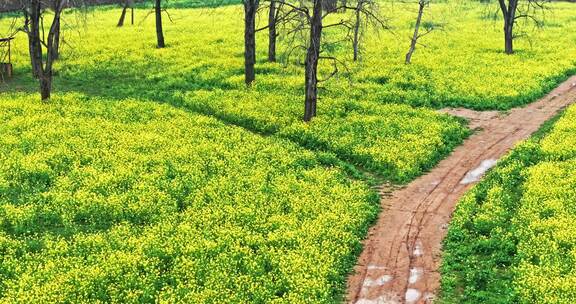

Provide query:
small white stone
left=363, top=275, right=393, bottom=287
left=413, top=242, right=423, bottom=257
left=409, top=268, right=422, bottom=284
left=367, top=265, right=387, bottom=270
left=405, top=288, right=422, bottom=303
left=375, top=275, right=393, bottom=285
left=362, top=278, right=374, bottom=287
left=460, top=159, right=498, bottom=184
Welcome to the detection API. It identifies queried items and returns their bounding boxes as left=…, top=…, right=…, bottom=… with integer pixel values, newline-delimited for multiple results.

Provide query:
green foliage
left=1, top=5, right=471, bottom=183
left=0, top=3, right=476, bottom=301
left=4, top=2, right=575, bottom=182
left=0, top=1, right=575, bottom=302
left=0, top=93, right=380, bottom=303
left=440, top=105, right=576, bottom=304
left=279, top=104, right=467, bottom=182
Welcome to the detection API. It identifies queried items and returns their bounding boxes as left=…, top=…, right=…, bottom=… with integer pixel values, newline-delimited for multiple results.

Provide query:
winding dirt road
left=347, top=76, right=576, bottom=304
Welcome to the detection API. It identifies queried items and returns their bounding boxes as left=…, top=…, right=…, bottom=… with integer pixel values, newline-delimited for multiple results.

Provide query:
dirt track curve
left=347, top=76, right=576, bottom=304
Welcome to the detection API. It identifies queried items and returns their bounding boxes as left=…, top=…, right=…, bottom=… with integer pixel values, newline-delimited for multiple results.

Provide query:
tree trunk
left=27, top=30, right=38, bottom=78
left=42, top=3, right=63, bottom=101
left=155, top=0, right=165, bottom=48
left=244, top=0, right=259, bottom=85
left=28, top=1, right=43, bottom=80
left=40, top=75, right=51, bottom=100
left=26, top=0, right=63, bottom=101
left=499, top=0, right=517, bottom=54
left=304, top=0, right=323, bottom=122
left=52, top=17, right=61, bottom=60
left=405, top=0, right=424, bottom=64
left=29, top=0, right=50, bottom=100
left=29, top=47, right=39, bottom=78
left=46, top=4, right=62, bottom=68
left=268, top=0, right=277, bottom=62
left=118, top=4, right=128, bottom=27
left=24, top=12, right=40, bottom=78
left=504, top=23, right=513, bottom=54
left=353, top=4, right=361, bottom=61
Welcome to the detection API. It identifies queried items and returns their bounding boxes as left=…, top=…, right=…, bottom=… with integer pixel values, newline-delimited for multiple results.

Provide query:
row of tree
left=11, top=0, right=546, bottom=122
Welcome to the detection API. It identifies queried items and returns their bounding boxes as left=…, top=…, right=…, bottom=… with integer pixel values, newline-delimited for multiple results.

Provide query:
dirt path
left=347, top=76, right=576, bottom=304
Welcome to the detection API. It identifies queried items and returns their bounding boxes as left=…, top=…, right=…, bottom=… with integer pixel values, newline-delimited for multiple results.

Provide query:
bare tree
left=138, top=0, right=171, bottom=47
left=50, top=1, right=63, bottom=60
left=256, top=0, right=297, bottom=63
left=497, top=0, right=546, bottom=54
left=20, top=0, right=69, bottom=100
left=255, top=0, right=307, bottom=66
left=303, top=0, right=323, bottom=122
left=500, top=0, right=517, bottom=54
left=281, top=0, right=385, bottom=121
left=405, top=0, right=437, bottom=64
left=352, top=0, right=380, bottom=61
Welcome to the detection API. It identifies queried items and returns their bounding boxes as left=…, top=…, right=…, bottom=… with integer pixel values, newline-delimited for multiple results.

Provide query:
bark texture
left=405, top=0, right=425, bottom=64
left=23, top=13, right=41, bottom=78
left=53, top=17, right=61, bottom=60
left=304, top=0, right=323, bottom=122
left=243, top=0, right=259, bottom=85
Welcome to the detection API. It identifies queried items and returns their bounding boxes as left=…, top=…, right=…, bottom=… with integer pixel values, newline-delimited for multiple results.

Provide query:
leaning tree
left=117, top=0, right=135, bottom=27
left=405, top=0, right=442, bottom=64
